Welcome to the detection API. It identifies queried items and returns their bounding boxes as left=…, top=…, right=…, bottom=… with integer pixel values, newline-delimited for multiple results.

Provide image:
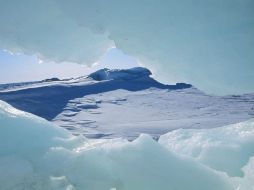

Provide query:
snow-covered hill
left=0, top=67, right=253, bottom=140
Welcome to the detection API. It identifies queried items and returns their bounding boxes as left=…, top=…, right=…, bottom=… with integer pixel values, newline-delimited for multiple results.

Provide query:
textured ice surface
left=3, top=100, right=254, bottom=190
left=159, top=120, right=254, bottom=177
left=0, top=68, right=253, bottom=140
left=0, top=0, right=253, bottom=94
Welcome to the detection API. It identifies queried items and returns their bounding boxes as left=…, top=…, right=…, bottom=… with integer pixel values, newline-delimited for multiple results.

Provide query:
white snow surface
left=1, top=100, right=254, bottom=190
left=0, top=68, right=253, bottom=140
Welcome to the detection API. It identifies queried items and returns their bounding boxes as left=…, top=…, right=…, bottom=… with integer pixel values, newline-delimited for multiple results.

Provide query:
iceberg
left=1, top=100, right=254, bottom=189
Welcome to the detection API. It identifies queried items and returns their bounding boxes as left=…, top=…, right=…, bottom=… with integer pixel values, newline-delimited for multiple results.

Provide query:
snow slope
left=0, top=67, right=253, bottom=140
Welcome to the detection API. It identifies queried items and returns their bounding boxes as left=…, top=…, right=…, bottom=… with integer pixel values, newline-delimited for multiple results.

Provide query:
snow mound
left=0, top=68, right=194, bottom=122
left=1, top=100, right=254, bottom=189
left=88, top=67, right=152, bottom=81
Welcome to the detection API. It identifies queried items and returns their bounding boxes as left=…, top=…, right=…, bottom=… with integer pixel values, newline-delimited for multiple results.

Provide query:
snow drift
left=0, top=0, right=253, bottom=94
left=88, top=67, right=152, bottom=81
left=0, top=100, right=254, bottom=189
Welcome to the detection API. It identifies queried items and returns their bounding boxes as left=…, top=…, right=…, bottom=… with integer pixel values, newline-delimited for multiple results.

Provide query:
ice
left=1, top=100, right=254, bottom=189
left=159, top=119, right=254, bottom=177
left=0, top=0, right=253, bottom=94
left=0, top=100, right=240, bottom=190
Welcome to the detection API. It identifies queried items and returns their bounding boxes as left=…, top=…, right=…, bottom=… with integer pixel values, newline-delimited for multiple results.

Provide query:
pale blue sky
left=0, top=48, right=138, bottom=84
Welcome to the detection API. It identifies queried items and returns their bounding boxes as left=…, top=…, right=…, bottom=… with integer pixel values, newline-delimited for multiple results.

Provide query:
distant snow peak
left=88, top=67, right=152, bottom=81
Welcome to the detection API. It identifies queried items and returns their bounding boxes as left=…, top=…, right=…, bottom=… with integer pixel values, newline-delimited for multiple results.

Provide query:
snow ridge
left=88, top=67, right=152, bottom=81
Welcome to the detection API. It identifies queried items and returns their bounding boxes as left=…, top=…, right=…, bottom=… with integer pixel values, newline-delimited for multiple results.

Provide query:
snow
left=0, top=68, right=254, bottom=189
left=1, top=0, right=253, bottom=94
left=88, top=67, right=152, bottom=81
left=1, top=100, right=254, bottom=189
left=0, top=68, right=253, bottom=140
left=0, top=101, right=240, bottom=189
